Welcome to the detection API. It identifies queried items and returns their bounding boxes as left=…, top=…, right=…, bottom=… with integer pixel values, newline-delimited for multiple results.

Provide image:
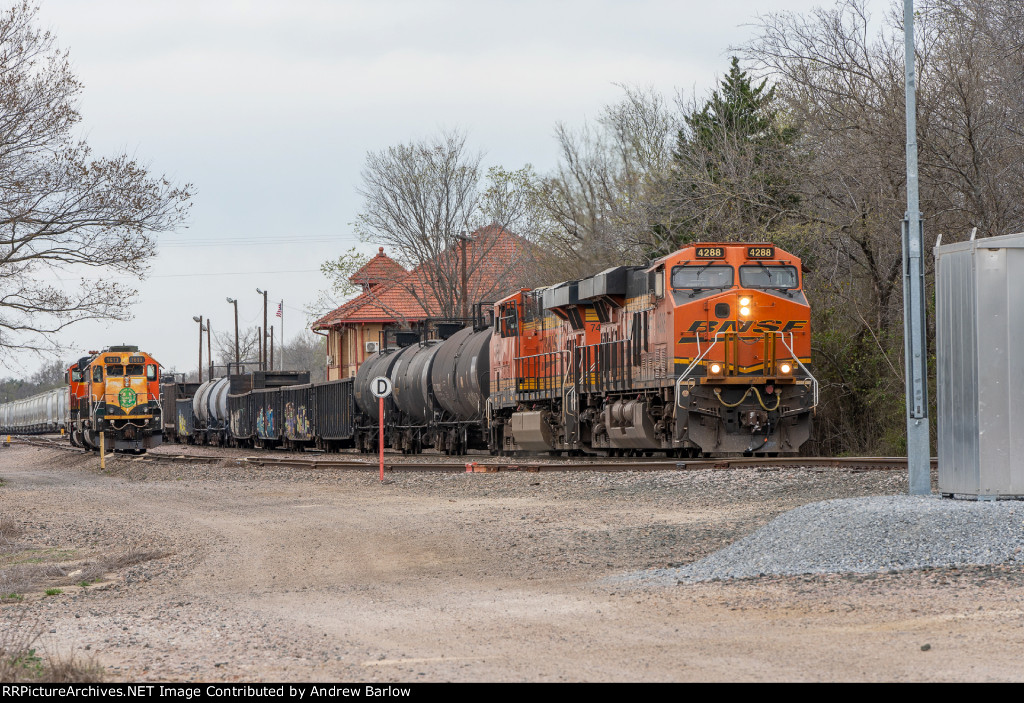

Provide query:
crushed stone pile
left=634, top=495, right=1024, bottom=585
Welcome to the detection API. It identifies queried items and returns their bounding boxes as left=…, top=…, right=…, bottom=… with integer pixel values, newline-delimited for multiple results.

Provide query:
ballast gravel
left=633, top=495, right=1024, bottom=585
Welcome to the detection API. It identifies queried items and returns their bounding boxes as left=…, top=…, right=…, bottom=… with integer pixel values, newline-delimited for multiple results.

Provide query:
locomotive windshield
left=739, top=264, right=798, bottom=290
left=106, top=364, right=124, bottom=377
left=671, top=265, right=733, bottom=290
left=126, top=364, right=144, bottom=376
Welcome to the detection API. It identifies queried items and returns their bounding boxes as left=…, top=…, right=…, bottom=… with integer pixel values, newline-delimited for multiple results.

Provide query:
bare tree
left=0, top=2, right=191, bottom=362
left=534, top=85, right=677, bottom=279
left=214, top=328, right=261, bottom=369
left=734, top=0, right=1024, bottom=454
left=354, top=130, right=533, bottom=318
left=278, top=332, right=326, bottom=382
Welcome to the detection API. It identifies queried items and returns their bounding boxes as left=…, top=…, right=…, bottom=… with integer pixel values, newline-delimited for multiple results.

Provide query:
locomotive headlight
left=739, top=306, right=751, bottom=317
left=740, top=297, right=751, bottom=306
left=779, top=362, right=793, bottom=374
left=709, top=363, right=723, bottom=375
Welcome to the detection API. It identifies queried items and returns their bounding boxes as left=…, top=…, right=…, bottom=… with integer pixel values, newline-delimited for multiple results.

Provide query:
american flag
left=276, top=301, right=283, bottom=318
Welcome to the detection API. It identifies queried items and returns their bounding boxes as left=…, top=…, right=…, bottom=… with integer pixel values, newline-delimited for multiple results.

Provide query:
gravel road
left=2, top=443, right=1024, bottom=682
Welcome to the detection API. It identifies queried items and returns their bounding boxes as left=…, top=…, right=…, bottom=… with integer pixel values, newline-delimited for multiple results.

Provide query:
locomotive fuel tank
left=431, top=327, right=491, bottom=421
left=390, top=341, right=443, bottom=423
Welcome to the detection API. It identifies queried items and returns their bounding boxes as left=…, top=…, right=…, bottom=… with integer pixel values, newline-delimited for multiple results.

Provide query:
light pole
left=903, top=0, right=930, bottom=495
left=192, top=315, right=204, bottom=383
left=206, top=319, right=212, bottom=379
left=256, top=288, right=268, bottom=371
left=226, top=297, right=240, bottom=372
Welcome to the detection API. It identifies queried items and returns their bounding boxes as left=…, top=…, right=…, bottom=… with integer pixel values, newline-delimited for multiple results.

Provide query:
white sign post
left=371, top=376, right=393, bottom=481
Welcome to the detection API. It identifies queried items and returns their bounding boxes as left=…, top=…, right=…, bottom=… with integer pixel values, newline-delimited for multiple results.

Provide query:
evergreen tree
left=659, top=57, right=802, bottom=248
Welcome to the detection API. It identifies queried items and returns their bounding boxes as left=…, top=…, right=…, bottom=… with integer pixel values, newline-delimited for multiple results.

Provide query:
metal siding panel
left=937, top=247, right=980, bottom=495
left=955, top=252, right=980, bottom=492
left=1007, top=249, right=1024, bottom=493
left=977, top=249, right=1009, bottom=495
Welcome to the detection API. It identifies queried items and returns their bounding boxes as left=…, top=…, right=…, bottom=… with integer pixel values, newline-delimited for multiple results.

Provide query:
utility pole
left=457, top=232, right=472, bottom=320
left=256, top=288, right=268, bottom=371
left=226, top=298, right=240, bottom=373
left=192, top=315, right=204, bottom=383
left=903, top=0, right=930, bottom=495
left=206, top=319, right=212, bottom=379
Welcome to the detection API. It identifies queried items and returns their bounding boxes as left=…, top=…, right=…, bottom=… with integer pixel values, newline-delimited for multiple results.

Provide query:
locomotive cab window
left=106, top=364, right=124, bottom=377
left=671, top=265, right=734, bottom=290
left=70, top=369, right=83, bottom=383
left=147, top=364, right=158, bottom=382
left=126, top=364, right=144, bottom=376
left=92, top=366, right=102, bottom=383
left=738, top=264, right=798, bottom=290
left=498, top=302, right=518, bottom=338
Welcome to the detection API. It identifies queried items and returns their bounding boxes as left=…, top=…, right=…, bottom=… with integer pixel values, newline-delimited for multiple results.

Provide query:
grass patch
left=44, top=588, right=62, bottom=596
left=0, top=544, right=170, bottom=597
left=0, top=609, right=104, bottom=682
left=0, top=519, right=22, bottom=556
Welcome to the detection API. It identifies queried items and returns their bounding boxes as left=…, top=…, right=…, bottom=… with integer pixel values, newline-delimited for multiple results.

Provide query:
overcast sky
left=16, top=0, right=858, bottom=377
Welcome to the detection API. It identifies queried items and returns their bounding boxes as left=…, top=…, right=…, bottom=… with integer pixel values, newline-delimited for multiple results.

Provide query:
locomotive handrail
left=675, top=331, right=725, bottom=408
left=780, top=332, right=819, bottom=408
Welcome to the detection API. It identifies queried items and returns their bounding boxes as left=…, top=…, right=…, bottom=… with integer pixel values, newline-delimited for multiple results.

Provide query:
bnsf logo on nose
left=678, top=320, right=807, bottom=343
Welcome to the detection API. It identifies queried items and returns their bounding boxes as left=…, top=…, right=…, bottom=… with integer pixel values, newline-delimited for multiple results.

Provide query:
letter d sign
left=371, top=376, right=393, bottom=398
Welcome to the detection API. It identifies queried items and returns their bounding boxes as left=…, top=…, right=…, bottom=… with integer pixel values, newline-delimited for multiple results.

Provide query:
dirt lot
left=2, top=442, right=1024, bottom=682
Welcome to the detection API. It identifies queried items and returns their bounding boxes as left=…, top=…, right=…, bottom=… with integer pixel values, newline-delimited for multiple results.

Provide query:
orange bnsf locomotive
left=488, top=242, right=816, bottom=456
left=68, top=345, right=163, bottom=453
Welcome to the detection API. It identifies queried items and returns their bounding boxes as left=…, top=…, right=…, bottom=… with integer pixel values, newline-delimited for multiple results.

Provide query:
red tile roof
left=312, top=226, right=532, bottom=330
left=349, top=247, right=407, bottom=291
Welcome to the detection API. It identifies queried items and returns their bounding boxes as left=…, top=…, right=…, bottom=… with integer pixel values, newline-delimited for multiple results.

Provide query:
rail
left=5, top=435, right=931, bottom=473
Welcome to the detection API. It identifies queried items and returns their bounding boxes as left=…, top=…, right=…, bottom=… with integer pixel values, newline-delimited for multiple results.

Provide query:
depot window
left=671, top=265, right=734, bottom=290
left=738, top=264, right=798, bottom=290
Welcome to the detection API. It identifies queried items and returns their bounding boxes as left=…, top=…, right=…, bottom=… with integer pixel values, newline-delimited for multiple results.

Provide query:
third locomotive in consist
left=172, top=241, right=816, bottom=457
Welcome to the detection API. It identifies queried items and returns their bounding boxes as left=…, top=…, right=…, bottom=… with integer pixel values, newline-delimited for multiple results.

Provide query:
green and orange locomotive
left=68, top=345, right=163, bottom=453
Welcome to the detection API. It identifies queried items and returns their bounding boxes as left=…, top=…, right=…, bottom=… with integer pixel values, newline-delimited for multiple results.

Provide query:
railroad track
left=6, top=435, right=933, bottom=473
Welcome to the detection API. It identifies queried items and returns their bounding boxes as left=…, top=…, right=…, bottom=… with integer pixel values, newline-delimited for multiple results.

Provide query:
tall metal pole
left=269, top=325, right=274, bottom=371
left=257, top=288, right=268, bottom=371
left=193, top=315, right=203, bottom=383
left=457, top=232, right=471, bottom=320
left=227, top=298, right=240, bottom=372
left=903, top=0, right=931, bottom=496
left=206, top=320, right=212, bottom=379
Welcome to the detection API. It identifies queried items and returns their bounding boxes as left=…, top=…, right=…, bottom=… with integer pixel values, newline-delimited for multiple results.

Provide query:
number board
left=128, top=356, right=146, bottom=364
left=104, top=356, right=121, bottom=364
left=694, top=246, right=725, bottom=259
left=747, top=246, right=775, bottom=259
